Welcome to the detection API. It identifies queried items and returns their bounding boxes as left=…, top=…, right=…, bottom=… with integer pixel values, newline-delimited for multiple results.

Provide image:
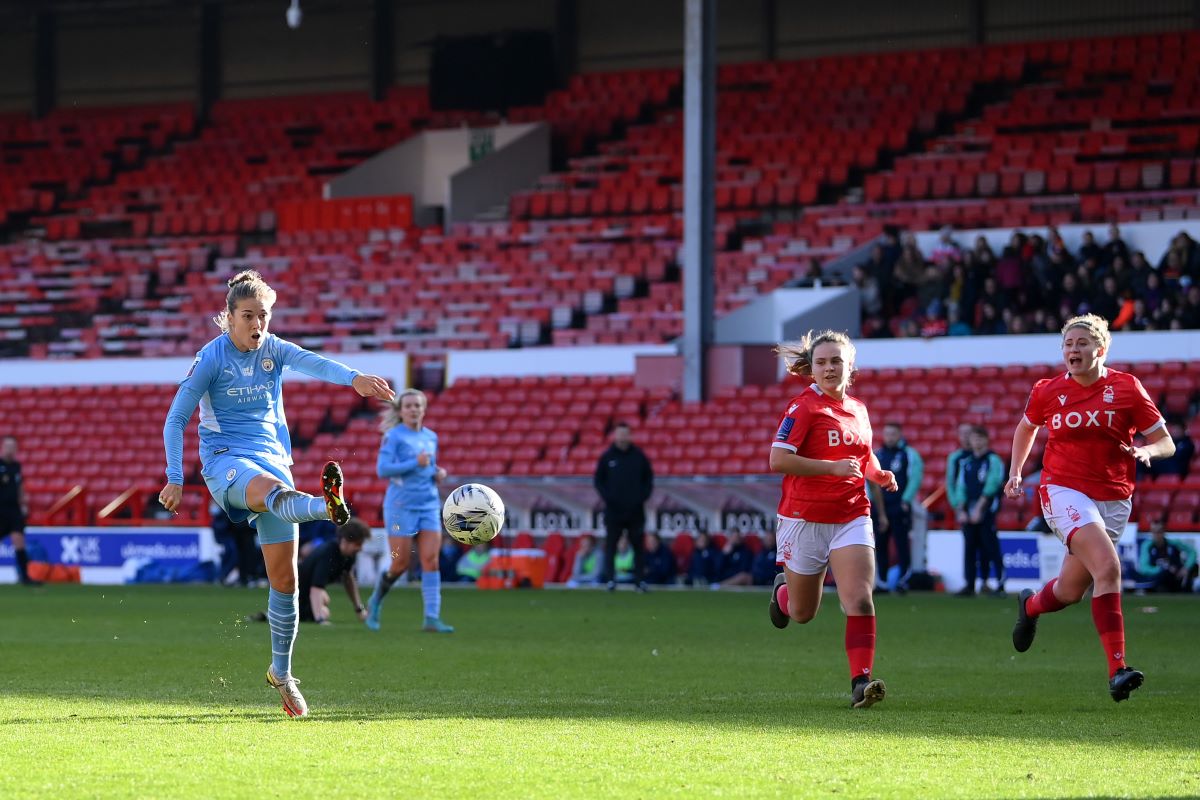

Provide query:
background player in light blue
left=158, top=270, right=394, bottom=717
left=366, top=389, right=454, bottom=633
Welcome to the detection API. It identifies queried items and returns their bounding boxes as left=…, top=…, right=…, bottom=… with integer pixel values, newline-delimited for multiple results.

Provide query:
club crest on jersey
left=1057, top=394, right=1067, bottom=406
left=1103, top=385, right=1114, bottom=403
left=226, top=468, right=237, bottom=481
left=1065, top=505, right=1081, bottom=523
left=261, top=357, right=275, bottom=373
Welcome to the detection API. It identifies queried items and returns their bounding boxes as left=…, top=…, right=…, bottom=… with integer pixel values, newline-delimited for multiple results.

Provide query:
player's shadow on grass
left=0, top=710, right=287, bottom=725
left=0, top=689, right=1190, bottom=753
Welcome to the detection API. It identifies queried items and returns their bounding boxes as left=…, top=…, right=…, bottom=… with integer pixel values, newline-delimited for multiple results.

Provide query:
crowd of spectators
left=851, top=225, right=1200, bottom=338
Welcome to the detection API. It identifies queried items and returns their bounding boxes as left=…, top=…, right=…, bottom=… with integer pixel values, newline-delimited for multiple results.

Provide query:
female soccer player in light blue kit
left=158, top=270, right=394, bottom=717
left=365, top=389, right=453, bottom=633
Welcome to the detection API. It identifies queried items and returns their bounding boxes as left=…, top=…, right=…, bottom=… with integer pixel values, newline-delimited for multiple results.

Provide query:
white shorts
left=775, top=515, right=874, bottom=575
left=1038, top=484, right=1131, bottom=547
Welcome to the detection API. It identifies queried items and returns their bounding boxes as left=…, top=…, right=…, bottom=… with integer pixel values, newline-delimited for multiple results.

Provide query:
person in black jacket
left=594, top=422, right=654, bottom=592
left=642, top=532, right=676, bottom=585
left=0, top=436, right=39, bottom=586
left=251, top=518, right=370, bottom=624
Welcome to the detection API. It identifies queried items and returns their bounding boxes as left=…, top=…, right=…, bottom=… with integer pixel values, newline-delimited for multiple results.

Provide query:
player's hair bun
left=228, top=269, right=264, bottom=288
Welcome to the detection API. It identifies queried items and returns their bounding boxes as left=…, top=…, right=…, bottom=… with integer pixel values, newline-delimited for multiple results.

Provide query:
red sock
left=1090, top=592, right=1127, bottom=678
left=845, top=615, right=876, bottom=680
left=1025, top=578, right=1068, bottom=618
left=776, top=582, right=790, bottom=616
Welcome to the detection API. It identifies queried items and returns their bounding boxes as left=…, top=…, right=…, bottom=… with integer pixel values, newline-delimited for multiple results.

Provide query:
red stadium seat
left=670, top=533, right=695, bottom=575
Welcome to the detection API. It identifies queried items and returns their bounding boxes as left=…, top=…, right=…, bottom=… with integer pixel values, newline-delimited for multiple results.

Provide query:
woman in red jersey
left=1005, top=314, right=1174, bottom=702
left=766, top=331, right=898, bottom=709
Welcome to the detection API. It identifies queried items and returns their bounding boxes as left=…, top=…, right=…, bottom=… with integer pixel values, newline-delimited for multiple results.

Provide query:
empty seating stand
left=7, top=361, right=1197, bottom=530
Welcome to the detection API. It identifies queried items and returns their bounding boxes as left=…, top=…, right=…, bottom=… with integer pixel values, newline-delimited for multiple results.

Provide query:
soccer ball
left=442, top=483, right=505, bottom=545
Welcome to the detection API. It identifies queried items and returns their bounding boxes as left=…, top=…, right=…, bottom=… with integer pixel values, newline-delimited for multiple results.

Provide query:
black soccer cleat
left=768, top=572, right=789, bottom=629
left=1109, top=667, right=1144, bottom=703
left=851, top=675, right=887, bottom=709
left=320, top=460, right=351, bottom=526
left=1012, top=588, right=1038, bottom=652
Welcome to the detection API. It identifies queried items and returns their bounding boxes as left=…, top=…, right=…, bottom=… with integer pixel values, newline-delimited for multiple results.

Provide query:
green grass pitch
left=1, top=584, right=1197, bottom=799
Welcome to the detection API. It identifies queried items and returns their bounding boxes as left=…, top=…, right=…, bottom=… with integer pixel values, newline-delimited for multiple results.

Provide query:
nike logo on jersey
left=788, top=403, right=799, bottom=414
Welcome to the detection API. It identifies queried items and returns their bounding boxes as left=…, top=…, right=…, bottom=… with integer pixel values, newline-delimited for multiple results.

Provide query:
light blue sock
left=267, top=588, right=298, bottom=677
left=264, top=486, right=327, bottom=523
left=421, top=570, right=441, bottom=620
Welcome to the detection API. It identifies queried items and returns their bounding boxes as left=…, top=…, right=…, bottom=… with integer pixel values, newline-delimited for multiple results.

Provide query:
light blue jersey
left=378, top=424, right=441, bottom=528
left=163, top=332, right=359, bottom=497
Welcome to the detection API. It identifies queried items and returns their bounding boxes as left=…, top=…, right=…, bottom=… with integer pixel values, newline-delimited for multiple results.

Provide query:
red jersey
left=1023, top=368, right=1164, bottom=500
left=772, top=384, right=873, bottom=523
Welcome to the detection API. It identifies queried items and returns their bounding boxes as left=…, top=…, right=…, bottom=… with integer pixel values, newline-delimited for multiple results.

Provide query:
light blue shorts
left=385, top=506, right=441, bottom=538
left=201, top=453, right=296, bottom=544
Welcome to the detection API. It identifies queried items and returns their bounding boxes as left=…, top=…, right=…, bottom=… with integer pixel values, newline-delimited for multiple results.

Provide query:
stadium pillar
left=555, top=0, right=579, bottom=87
left=761, top=0, right=776, bottom=61
left=198, top=2, right=222, bottom=122
left=370, top=0, right=395, bottom=101
left=32, top=10, right=55, bottom=119
left=681, top=0, right=716, bottom=404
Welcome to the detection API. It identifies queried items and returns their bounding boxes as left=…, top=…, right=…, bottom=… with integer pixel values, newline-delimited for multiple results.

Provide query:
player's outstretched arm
left=1005, top=419, right=1039, bottom=498
left=158, top=483, right=183, bottom=514
left=352, top=373, right=395, bottom=400
left=275, top=339, right=395, bottom=400
left=865, top=452, right=898, bottom=492
left=768, top=447, right=861, bottom=478
left=377, top=437, right=421, bottom=478
left=343, top=573, right=367, bottom=620
left=311, top=586, right=331, bottom=623
left=161, top=358, right=211, bottom=514
left=1122, top=425, right=1175, bottom=467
